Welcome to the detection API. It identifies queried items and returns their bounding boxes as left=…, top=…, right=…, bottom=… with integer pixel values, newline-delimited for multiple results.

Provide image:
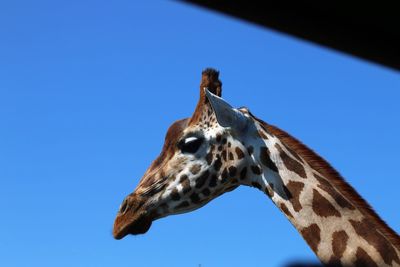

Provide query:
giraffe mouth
left=113, top=211, right=153, bottom=239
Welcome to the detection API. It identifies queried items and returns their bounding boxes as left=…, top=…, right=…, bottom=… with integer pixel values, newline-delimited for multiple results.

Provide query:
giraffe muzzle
left=113, top=194, right=153, bottom=239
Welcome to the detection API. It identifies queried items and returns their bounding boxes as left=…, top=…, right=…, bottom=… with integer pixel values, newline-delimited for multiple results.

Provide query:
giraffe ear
left=204, top=88, right=249, bottom=131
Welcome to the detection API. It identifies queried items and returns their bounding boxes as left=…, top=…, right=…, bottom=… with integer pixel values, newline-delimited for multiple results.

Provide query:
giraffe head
left=113, top=69, right=258, bottom=239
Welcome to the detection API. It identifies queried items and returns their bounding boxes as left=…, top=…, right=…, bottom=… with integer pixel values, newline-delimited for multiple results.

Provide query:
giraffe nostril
left=119, top=197, right=129, bottom=214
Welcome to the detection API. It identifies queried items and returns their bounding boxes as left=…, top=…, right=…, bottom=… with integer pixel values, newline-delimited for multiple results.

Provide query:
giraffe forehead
left=182, top=120, right=223, bottom=139
left=143, top=118, right=189, bottom=178
left=164, top=118, right=189, bottom=144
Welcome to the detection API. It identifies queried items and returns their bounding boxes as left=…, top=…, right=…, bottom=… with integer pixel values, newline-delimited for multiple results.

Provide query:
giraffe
left=113, top=68, right=400, bottom=267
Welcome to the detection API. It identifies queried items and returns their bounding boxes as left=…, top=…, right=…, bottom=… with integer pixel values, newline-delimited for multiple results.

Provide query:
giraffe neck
left=244, top=120, right=400, bottom=267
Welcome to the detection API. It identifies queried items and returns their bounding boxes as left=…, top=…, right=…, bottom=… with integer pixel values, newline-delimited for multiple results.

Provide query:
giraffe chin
left=113, top=213, right=153, bottom=239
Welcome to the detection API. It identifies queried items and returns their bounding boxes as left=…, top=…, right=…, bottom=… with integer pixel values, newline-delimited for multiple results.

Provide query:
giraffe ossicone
left=113, top=69, right=400, bottom=267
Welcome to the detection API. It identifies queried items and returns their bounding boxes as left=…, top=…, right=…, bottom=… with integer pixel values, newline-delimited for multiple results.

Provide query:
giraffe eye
left=178, top=136, right=204, bottom=154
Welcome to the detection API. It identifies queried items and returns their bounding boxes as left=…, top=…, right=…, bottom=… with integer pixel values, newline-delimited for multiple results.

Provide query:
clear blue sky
left=1, top=1, right=399, bottom=267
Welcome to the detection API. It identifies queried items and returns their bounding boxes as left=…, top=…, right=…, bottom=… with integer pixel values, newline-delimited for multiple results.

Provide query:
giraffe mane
left=255, top=118, right=400, bottom=251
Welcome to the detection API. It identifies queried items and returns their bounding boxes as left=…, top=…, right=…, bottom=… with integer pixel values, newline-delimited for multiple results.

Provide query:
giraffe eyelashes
left=178, top=136, right=204, bottom=154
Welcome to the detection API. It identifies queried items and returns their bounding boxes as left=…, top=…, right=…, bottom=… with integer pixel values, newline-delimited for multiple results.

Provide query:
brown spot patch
left=280, top=203, right=293, bottom=218
left=275, top=143, right=306, bottom=178
left=228, top=166, right=237, bottom=177
left=190, top=193, right=200, bottom=204
left=209, top=174, right=217, bottom=187
left=240, top=167, right=247, bottom=180
left=312, top=189, right=341, bottom=217
left=170, top=189, right=180, bottom=201
left=195, top=170, right=209, bottom=189
left=213, top=155, right=222, bottom=171
left=282, top=142, right=303, bottom=163
left=331, top=230, right=348, bottom=259
left=258, top=129, right=269, bottom=139
left=235, top=147, right=245, bottom=159
left=251, top=165, right=262, bottom=175
left=350, top=219, right=400, bottom=265
left=314, top=174, right=355, bottom=210
left=354, top=247, right=378, bottom=267
left=229, top=152, right=234, bottom=161
left=190, top=164, right=201, bottom=175
left=179, top=174, right=189, bottom=183
left=221, top=168, right=228, bottom=183
left=260, top=146, right=278, bottom=172
left=179, top=175, right=191, bottom=194
left=301, top=223, right=321, bottom=253
left=285, top=181, right=304, bottom=212
left=202, top=188, right=210, bottom=196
